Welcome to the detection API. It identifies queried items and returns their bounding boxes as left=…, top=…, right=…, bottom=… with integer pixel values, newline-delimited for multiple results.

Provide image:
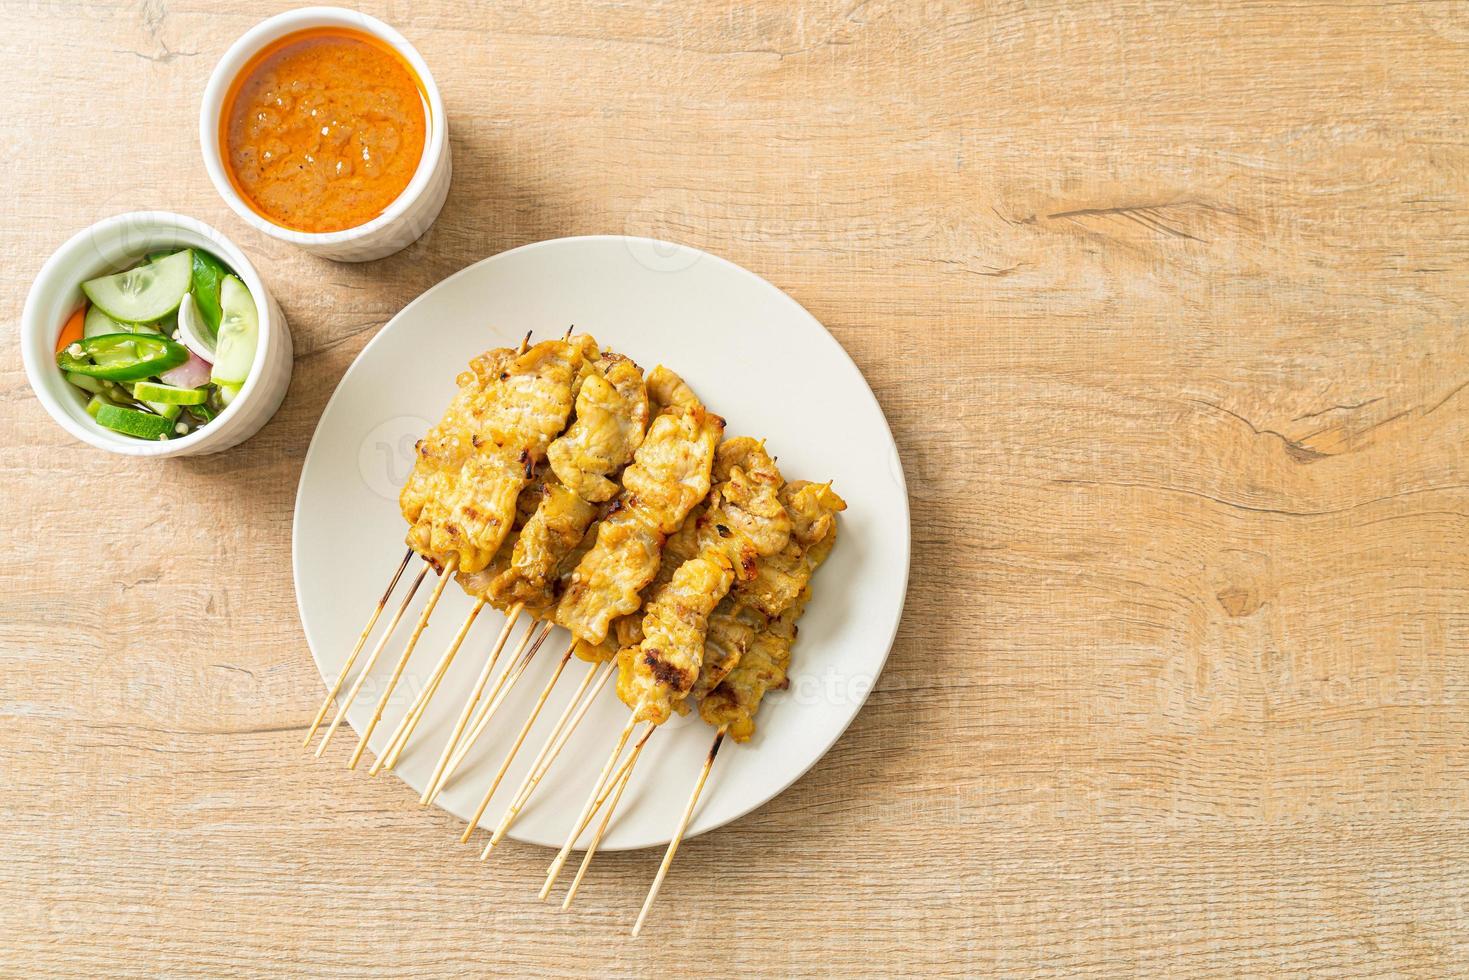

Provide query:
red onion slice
left=160, top=349, right=213, bottom=389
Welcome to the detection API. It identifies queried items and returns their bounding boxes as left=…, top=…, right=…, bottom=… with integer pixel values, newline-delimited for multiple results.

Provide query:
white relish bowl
left=21, top=211, right=293, bottom=457
left=199, top=7, right=451, bottom=263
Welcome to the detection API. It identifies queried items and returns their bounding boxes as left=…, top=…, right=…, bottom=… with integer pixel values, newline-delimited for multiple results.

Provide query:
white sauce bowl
left=199, top=6, right=451, bottom=263
left=21, top=211, right=293, bottom=457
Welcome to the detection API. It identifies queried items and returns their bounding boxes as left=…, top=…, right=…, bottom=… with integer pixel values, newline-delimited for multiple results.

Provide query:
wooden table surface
left=3, top=1, right=1467, bottom=976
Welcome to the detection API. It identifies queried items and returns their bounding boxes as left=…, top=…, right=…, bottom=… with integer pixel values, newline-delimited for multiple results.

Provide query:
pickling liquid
left=221, top=28, right=427, bottom=234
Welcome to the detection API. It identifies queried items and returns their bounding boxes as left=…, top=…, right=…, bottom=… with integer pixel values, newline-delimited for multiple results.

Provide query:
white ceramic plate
left=293, top=236, right=909, bottom=850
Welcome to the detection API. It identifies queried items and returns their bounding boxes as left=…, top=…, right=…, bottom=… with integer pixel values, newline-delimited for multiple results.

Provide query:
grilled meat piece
left=620, top=439, right=789, bottom=724
left=431, top=338, right=596, bottom=573
left=698, top=482, right=845, bottom=741
left=554, top=371, right=723, bottom=646
left=548, top=353, right=650, bottom=503
left=486, top=478, right=599, bottom=610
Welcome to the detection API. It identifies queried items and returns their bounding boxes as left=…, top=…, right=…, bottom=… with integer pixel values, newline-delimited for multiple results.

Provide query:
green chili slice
left=57, top=333, right=189, bottom=382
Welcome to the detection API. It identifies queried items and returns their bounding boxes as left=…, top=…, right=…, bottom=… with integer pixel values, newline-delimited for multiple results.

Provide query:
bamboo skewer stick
left=368, top=596, right=498, bottom=776
left=428, top=620, right=550, bottom=801
left=523, top=731, right=653, bottom=880
left=370, top=600, right=489, bottom=775
left=632, top=726, right=727, bottom=937
left=316, top=563, right=431, bottom=756
left=426, top=620, right=552, bottom=805
left=479, top=660, right=615, bottom=853
left=435, top=636, right=574, bottom=815
left=410, top=605, right=529, bottom=793
left=304, top=548, right=414, bottom=748
left=579, top=730, right=651, bottom=836
left=377, top=602, right=524, bottom=776
left=373, top=329, right=540, bottom=775
left=431, top=620, right=549, bottom=787
left=483, top=720, right=646, bottom=856
left=562, top=726, right=654, bottom=909
left=540, top=699, right=647, bottom=898
left=346, top=558, right=458, bottom=770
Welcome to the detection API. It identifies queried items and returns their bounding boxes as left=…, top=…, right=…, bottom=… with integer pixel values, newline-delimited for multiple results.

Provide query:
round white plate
left=293, top=235, right=909, bottom=850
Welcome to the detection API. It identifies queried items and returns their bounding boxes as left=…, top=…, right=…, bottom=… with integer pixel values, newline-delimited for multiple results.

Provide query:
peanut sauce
left=221, top=27, right=427, bottom=233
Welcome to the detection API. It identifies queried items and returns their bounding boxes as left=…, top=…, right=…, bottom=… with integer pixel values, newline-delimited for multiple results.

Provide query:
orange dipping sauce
left=222, top=28, right=427, bottom=233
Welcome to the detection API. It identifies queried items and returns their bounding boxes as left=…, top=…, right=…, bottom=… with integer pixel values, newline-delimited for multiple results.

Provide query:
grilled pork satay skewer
left=632, top=482, right=845, bottom=934
left=543, top=511, right=706, bottom=885
left=552, top=368, right=724, bottom=649
left=481, top=498, right=717, bottom=858
left=476, top=372, right=725, bottom=852
left=685, top=479, right=848, bottom=706
left=371, top=469, right=551, bottom=775
left=303, top=547, right=414, bottom=747
left=534, top=399, right=726, bottom=891
left=574, top=477, right=843, bottom=909
left=419, top=352, right=652, bottom=798
left=380, top=475, right=559, bottom=776
left=349, top=337, right=594, bottom=769
left=464, top=372, right=717, bottom=849
left=555, top=443, right=799, bottom=905
left=311, top=336, right=527, bottom=755
left=416, top=335, right=594, bottom=575
left=328, top=329, right=572, bottom=761
left=617, top=438, right=791, bottom=727
left=540, top=503, right=704, bottom=866
left=473, top=489, right=710, bottom=841
left=543, top=438, right=790, bottom=897
left=311, top=333, right=535, bottom=741
left=315, top=337, right=526, bottom=758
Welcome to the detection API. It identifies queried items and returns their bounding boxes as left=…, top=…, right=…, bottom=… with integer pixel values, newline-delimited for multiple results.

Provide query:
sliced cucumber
left=84, top=304, right=160, bottom=338
left=143, top=400, right=182, bottom=421
left=133, top=381, right=208, bottom=405
left=210, top=276, right=258, bottom=387
left=81, top=304, right=163, bottom=379
left=65, top=371, right=109, bottom=395
left=190, top=250, right=232, bottom=339
left=82, top=250, right=192, bottom=323
left=217, top=382, right=241, bottom=406
left=78, top=377, right=130, bottom=401
left=85, top=394, right=110, bottom=418
left=94, top=403, right=175, bottom=440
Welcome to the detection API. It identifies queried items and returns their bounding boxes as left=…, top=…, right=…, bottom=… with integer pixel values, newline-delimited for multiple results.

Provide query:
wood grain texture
left=2, top=1, right=1467, bottom=976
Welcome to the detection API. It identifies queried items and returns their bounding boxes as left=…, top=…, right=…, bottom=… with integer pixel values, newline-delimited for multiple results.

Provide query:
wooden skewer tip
left=562, top=725, right=654, bottom=910
left=540, top=699, right=646, bottom=899
left=632, top=726, right=726, bottom=937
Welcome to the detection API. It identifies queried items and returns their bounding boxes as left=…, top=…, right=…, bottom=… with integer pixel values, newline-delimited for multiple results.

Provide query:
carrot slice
left=55, top=307, right=85, bottom=353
